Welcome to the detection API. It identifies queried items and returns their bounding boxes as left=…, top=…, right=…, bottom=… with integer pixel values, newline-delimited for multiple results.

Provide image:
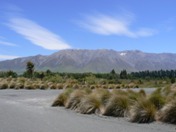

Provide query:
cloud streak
left=79, top=14, right=157, bottom=38
left=0, top=55, right=20, bottom=60
left=7, top=17, right=71, bottom=50
left=0, top=40, right=17, bottom=46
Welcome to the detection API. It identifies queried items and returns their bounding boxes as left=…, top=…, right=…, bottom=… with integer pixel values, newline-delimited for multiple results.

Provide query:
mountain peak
left=0, top=49, right=176, bottom=73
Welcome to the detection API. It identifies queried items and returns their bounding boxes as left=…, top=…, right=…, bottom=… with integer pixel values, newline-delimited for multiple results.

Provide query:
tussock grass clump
left=102, top=95, right=129, bottom=117
left=72, top=84, right=80, bottom=89
left=17, top=77, right=26, bottom=84
left=32, top=83, right=40, bottom=89
left=111, top=89, right=128, bottom=96
left=9, top=82, right=16, bottom=89
left=148, top=92, right=166, bottom=110
left=156, top=100, right=176, bottom=124
left=83, top=87, right=92, bottom=94
left=56, top=84, right=63, bottom=89
left=49, top=84, right=57, bottom=89
left=90, top=85, right=96, bottom=89
left=93, top=89, right=111, bottom=105
left=0, top=83, right=8, bottom=89
left=25, top=84, right=35, bottom=90
left=152, top=88, right=162, bottom=95
left=128, top=98, right=156, bottom=123
left=65, top=90, right=86, bottom=110
left=52, top=88, right=73, bottom=107
left=52, top=87, right=176, bottom=124
left=40, top=84, right=47, bottom=90
left=162, top=86, right=171, bottom=96
left=15, top=83, right=24, bottom=89
left=138, top=89, right=146, bottom=97
left=77, top=93, right=100, bottom=114
left=127, top=90, right=142, bottom=102
left=115, top=85, right=121, bottom=89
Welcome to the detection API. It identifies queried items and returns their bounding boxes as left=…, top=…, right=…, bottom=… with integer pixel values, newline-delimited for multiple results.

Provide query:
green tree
left=46, top=69, right=52, bottom=76
left=170, top=78, right=175, bottom=84
left=6, top=70, right=17, bottom=78
left=110, top=69, right=116, bottom=74
left=120, top=70, right=127, bottom=79
left=26, top=61, right=34, bottom=78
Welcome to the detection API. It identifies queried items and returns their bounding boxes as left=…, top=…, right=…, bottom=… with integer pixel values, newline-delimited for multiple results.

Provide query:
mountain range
left=0, top=49, right=176, bottom=73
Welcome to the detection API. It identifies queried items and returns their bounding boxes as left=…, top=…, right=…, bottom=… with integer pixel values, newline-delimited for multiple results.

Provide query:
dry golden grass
left=128, top=98, right=156, bottom=123
left=156, top=99, right=176, bottom=124
left=65, top=89, right=86, bottom=110
left=102, top=94, right=129, bottom=117
left=77, top=93, right=100, bottom=114
left=52, top=88, right=73, bottom=107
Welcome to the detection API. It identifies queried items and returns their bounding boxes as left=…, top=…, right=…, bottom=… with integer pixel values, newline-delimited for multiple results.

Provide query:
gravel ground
left=0, top=89, right=175, bottom=132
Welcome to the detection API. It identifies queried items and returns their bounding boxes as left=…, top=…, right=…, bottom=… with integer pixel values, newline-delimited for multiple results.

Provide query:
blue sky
left=0, top=0, right=176, bottom=60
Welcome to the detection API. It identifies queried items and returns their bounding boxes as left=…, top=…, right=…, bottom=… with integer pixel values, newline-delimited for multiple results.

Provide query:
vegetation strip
left=52, top=87, right=176, bottom=124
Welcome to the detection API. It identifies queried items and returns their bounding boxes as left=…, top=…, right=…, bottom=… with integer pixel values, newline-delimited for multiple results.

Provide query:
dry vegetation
left=1, top=74, right=176, bottom=124
left=52, top=86, right=176, bottom=124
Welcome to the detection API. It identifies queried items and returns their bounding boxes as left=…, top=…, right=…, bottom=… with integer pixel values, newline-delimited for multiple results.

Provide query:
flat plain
left=0, top=89, right=175, bottom=132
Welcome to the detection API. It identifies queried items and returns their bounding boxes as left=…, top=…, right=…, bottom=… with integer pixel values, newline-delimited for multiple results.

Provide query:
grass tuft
left=148, top=92, right=166, bottom=110
left=156, top=99, right=176, bottom=124
left=0, top=83, right=8, bottom=89
left=65, top=90, right=85, bottom=110
left=102, top=95, right=129, bottom=117
left=52, top=88, right=73, bottom=107
left=128, top=98, right=156, bottom=123
left=77, top=93, right=100, bottom=114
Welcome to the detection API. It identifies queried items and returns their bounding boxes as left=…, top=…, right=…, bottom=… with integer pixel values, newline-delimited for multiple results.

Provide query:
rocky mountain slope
left=0, top=49, right=176, bottom=73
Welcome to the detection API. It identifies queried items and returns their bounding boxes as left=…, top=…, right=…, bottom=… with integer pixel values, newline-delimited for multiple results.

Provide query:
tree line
left=0, top=61, right=176, bottom=81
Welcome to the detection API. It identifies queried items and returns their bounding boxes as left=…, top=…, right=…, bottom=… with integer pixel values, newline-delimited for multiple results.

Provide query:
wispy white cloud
left=136, top=28, right=158, bottom=37
left=79, top=13, right=157, bottom=38
left=7, top=17, right=71, bottom=50
left=0, top=55, right=20, bottom=60
left=0, top=40, right=17, bottom=46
